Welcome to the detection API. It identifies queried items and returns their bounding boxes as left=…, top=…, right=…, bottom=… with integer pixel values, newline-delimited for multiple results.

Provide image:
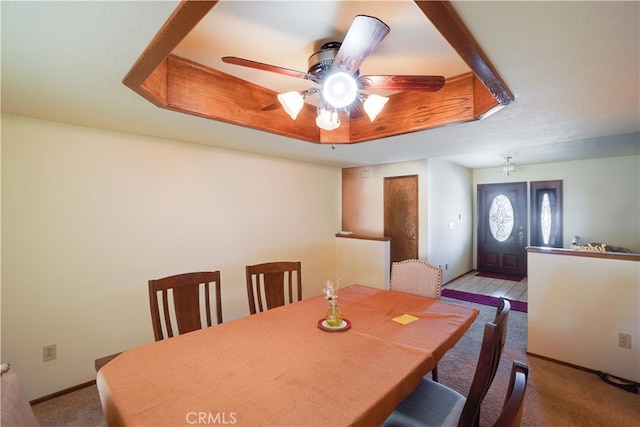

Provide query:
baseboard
left=526, top=352, right=640, bottom=386
left=443, top=269, right=474, bottom=286
left=29, top=380, right=96, bottom=406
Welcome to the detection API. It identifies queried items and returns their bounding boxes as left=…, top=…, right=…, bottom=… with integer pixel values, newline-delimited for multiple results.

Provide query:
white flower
left=324, top=279, right=340, bottom=303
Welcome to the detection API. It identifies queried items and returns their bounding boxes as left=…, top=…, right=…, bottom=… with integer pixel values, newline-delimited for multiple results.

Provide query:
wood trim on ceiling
left=123, top=1, right=218, bottom=92
left=414, top=1, right=514, bottom=105
left=123, top=0, right=511, bottom=144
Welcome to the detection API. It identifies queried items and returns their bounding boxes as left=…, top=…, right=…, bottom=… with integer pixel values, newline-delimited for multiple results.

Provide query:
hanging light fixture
left=321, top=71, right=358, bottom=109
left=360, top=93, right=389, bottom=121
left=220, top=17, right=450, bottom=136
left=278, top=84, right=388, bottom=131
left=278, top=86, right=387, bottom=131
left=277, top=91, right=305, bottom=120
left=273, top=31, right=395, bottom=132
left=315, top=107, right=341, bottom=131
left=277, top=88, right=318, bottom=120
left=501, top=156, right=516, bottom=176
left=276, top=57, right=390, bottom=131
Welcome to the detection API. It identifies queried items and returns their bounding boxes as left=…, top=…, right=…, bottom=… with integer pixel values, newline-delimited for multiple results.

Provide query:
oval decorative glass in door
left=540, top=193, right=552, bottom=244
left=488, top=194, right=514, bottom=242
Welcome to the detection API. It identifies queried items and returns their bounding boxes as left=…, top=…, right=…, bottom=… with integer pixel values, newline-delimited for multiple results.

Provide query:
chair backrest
left=390, top=259, right=442, bottom=299
left=246, top=261, right=302, bottom=314
left=0, top=364, right=39, bottom=426
left=458, top=298, right=511, bottom=427
left=148, top=271, right=222, bottom=341
left=493, top=361, right=529, bottom=427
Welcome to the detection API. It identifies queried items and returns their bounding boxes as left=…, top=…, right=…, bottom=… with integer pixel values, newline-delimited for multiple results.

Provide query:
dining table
left=97, top=284, right=478, bottom=426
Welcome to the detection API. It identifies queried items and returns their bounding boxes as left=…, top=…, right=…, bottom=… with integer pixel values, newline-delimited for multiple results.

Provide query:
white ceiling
left=2, top=1, right=639, bottom=169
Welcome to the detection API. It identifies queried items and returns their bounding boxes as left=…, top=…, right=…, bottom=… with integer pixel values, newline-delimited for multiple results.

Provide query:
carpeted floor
left=31, top=383, right=105, bottom=426
left=437, top=297, right=639, bottom=427
left=31, top=298, right=639, bottom=426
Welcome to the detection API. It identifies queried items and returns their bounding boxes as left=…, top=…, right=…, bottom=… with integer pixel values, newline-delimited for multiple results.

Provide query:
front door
left=477, top=182, right=527, bottom=276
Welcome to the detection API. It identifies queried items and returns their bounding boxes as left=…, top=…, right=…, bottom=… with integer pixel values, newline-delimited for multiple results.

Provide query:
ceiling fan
left=222, top=15, right=445, bottom=130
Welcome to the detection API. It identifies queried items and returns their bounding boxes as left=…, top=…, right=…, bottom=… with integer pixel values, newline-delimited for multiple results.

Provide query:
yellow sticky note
left=392, top=314, right=419, bottom=325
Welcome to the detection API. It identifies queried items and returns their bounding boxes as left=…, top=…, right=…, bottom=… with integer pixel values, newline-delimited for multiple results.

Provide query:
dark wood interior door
left=478, top=182, right=528, bottom=276
left=384, top=175, right=419, bottom=269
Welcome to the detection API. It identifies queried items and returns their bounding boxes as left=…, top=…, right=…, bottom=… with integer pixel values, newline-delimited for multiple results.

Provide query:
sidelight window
left=530, top=180, right=563, bottom=247
left=541, top=193, right=552, bottom=244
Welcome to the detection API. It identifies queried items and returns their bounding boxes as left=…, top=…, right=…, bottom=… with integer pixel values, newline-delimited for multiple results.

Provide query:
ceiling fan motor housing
left=307, top=42, right=359, bottom=83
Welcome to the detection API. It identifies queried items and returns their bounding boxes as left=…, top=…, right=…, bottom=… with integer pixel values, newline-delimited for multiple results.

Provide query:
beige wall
left=425, top=158, right=473, bottom=283
left=342, top=154, right=639, bottom=283
left=341, top=159, right=473, bottom=284
left=341, top=162, right=428, bottom=246
left=1, top=114, right=341, bottom=400
left=528, top=250, right=640, bottom=382
left=335, top=236, right=390, bottom=289
left=4, top=112, right=638, bottom=400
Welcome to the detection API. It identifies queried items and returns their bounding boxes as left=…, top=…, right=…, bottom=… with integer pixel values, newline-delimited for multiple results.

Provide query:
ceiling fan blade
left=222, top=56, right=317, bottom=82
left=260, top=101, right=281, bottom=112
left=359, top=75, right=445, bottom=92
left=331, top=15, right=390, bottom=73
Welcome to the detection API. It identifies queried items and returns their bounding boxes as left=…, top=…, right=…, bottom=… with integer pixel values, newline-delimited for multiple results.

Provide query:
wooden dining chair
left=148, top=271, right=223, bottom=341
left=493, top=361, right=529, bottom=427
left=382, top=298, right=511, bottom=427
left=390, top=259, right=442, bottom=380
left=246, top=261, right=302, bottom=314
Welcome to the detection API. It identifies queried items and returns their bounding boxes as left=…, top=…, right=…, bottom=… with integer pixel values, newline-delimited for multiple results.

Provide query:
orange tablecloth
left=97, top=285, right=478, bottom=426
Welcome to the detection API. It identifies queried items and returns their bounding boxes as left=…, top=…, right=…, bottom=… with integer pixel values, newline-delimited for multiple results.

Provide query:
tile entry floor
left=443, top=271, right=528, bottom=302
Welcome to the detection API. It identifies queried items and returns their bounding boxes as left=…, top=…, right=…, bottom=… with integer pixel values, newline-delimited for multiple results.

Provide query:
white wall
left=426, top=158, right=473, bottom=283
left=1, top=114, right=341, bottom=400
left=528, top=250, right=640, bottom=382
left=335, top=236, right=390, bottom=289
left=473, top=155, right=640, bottom=268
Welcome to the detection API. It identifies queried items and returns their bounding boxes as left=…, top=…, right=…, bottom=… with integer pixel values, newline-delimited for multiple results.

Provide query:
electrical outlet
left=43, top=344, right=57, bottom=362
left=618, top=333, right=632, bottom=349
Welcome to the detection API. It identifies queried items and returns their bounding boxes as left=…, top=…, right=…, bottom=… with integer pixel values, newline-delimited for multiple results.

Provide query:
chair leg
left=432, top=363, right=438, bottom=382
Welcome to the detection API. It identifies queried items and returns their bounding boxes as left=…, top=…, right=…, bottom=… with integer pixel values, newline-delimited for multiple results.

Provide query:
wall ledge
left=335, top=233, right=391, bottom=241
left=527, top=246, right=640, bottom=262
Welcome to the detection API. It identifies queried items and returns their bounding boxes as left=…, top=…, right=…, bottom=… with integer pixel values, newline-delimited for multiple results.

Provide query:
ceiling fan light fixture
left=361, top=93, right=389, bottom=121
left=315, top=108, right=340, bottom=131
left=277, top=91, right=305, bottom=120
left=322, top=71, right=358, bottom=108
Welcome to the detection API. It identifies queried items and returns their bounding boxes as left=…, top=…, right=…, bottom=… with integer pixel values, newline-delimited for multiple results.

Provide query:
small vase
left=325, top=302, right=344, bottom=327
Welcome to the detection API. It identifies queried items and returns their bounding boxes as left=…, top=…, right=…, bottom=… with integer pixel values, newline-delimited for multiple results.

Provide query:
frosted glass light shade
left=501, top=163, right=515, bottom=176
left=315, top=108, right=340, bottom=131
left=501, top=157, right=516, bottom=176
left=322, top=71, right=358, bottom=108
left=363, top=94, right=389, bottom=121
left=277, top=91, right=304, bottom=120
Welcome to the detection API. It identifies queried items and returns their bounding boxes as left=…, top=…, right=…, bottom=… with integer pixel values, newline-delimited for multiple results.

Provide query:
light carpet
left=437, top=297, right=639, bottom=427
